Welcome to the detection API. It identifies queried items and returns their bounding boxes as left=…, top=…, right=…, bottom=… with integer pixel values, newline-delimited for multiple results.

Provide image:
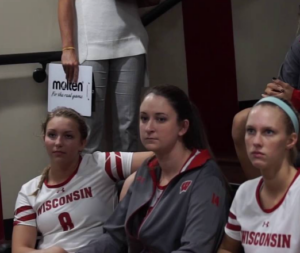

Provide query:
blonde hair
left=30, top=107, right=88, bottom=196
left=42, top=107, right=88, bottom=140
left=31, top=166, right=50, bottom=196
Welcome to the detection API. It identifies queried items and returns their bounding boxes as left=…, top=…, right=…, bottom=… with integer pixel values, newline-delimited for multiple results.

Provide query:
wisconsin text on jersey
left=242, top=230, right=291, bottom=248
left=38, top=187, right=92, bottom=215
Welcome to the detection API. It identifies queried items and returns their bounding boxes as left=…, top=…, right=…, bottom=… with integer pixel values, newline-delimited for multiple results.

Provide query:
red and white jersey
left=225, top=170, right=300, bottom=253
left=14, top=151, right=133, bottom=253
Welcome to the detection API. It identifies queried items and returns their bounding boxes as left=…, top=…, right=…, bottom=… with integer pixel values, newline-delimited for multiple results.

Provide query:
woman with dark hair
left=77, top=85, right=230, bottom=253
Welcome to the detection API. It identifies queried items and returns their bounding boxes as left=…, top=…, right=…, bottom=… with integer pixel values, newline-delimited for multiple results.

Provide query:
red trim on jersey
left=149, top=169, right=169, bottom=189
left=17, top=213, right=37, bottom=222
left=256, top=169, right=300, bottom=213
left=147, top=206, right=154, bottom=214
left=147, top=149, right=211, bottom=193
left=180, top=149, right=198, bottom=172
left=44, top=156, right=82, bottom=188
left=14, top=206, right=33, bottom=215
left=186, top=149, right=211, bottom=171
left=148, top=157, right=158, bottom=169
left=105, top=152, right=117, bottom=182
left=226, top=223, right=241, bottom=231
left=149, top=165, right=169, bottom=190
left=179, top=149, right=197, bottom=173
left=157, top=184, right=167, bottom=190
left=137, top=149, right=211, bottom=238
left=13, top=221, right=20, bottom=226
left=148, top=149, right=211, bottom=172
left=228, top=211, right=236, bottom=220
left=115, top=152, right=124, bottom=180
left=149, top=169, right=157, bottom=186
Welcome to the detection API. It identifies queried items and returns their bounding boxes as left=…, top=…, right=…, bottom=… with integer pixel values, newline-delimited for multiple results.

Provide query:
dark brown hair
left=142, top=85, right=212, bottom=152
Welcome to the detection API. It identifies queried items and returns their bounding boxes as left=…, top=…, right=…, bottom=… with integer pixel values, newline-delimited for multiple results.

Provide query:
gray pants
left=82, top=54, right=145, bottom=152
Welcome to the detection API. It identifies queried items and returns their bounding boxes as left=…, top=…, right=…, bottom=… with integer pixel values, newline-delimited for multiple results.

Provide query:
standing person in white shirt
left=12, top=107, right=152, bottom=253
left=58, top=0, right=151, bottom=152
left=218, top=97, right=300, bottom=253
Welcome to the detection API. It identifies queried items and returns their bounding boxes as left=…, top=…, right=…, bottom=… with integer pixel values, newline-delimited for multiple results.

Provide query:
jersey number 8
left=58, top=212, right=74, bottom=231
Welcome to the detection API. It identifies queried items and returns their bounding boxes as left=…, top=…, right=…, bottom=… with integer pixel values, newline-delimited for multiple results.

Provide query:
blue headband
left=255, top=97, right=299, bottom=135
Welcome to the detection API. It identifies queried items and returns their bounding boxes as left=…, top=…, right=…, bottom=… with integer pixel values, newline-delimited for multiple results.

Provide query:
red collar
left=256, top=169, right=300, bottom=213
left=44, top=156, right=82, bottom=188
left=148, top=149, right=211, bottom=188
left=148, top=149, right=211, bottom=172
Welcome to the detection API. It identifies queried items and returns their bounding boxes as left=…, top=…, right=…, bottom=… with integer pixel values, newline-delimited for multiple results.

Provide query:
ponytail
left=30, top=166, right=50, bottom=197
left=186, top=102, right=212, bottom=151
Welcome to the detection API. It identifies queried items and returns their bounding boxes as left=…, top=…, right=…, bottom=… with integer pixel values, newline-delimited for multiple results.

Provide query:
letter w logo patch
left=211, top=193, right=220, bottom=207
left=180, top=180, right=192, bottom=194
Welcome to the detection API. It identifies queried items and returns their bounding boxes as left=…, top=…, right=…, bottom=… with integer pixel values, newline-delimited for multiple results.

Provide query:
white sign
left=48, top=63, right=92, bottom=116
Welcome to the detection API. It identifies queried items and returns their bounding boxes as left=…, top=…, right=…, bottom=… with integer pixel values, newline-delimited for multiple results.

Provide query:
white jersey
left=14, top=151, right=133, bottom=253
left=225, top=170, right=300, bottom=253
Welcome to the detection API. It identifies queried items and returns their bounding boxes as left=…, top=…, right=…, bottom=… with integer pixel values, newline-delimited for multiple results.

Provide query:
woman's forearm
left=58, top=0, right=76, bottom=47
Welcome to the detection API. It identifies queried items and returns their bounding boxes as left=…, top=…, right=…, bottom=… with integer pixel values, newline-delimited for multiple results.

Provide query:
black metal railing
left=0, top=0, right=182, bottom=83
left=0, top=51, right=61, bottom=66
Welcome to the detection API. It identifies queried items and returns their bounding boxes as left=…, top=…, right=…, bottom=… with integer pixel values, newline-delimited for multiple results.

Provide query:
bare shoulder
left=119, top=172, right=136, bottom=201
left=125, top=172, right=136, bottom=185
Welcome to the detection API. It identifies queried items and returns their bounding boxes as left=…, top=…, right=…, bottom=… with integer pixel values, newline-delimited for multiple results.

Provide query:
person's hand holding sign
left=61, top=48, right=79, bottom=84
